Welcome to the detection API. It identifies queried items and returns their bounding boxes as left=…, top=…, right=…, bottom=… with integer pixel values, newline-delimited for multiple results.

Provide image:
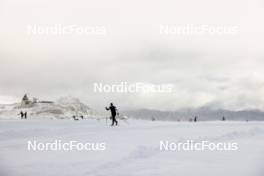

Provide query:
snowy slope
left=0, top=97, right=101, bottom=119
left=0, top=120, right=263, bottom=176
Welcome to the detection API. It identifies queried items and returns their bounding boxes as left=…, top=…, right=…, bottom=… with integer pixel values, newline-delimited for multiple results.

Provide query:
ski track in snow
left=85, top=125, right=264, bottom=176
left=85, top=146, right=161, bottom=176
left=0, top=120, right=264, bottom=176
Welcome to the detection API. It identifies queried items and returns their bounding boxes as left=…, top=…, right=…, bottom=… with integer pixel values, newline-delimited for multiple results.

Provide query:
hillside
left=0, top=96, right=100, bottom=119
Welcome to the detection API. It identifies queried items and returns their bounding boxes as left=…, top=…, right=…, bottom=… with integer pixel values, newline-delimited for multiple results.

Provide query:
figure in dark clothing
left=80, top=115, right=84, bottom=120
left=18, top=111, right=28, bottom=119
left=105, top=103, right=118, bottom=126
left=24, top=112, right=27, bottom=119
left=194, top=116, right=198, bottom=122
left=19, top=111, right=24, bottom=119
left=222, top=116, right=226, bottom=121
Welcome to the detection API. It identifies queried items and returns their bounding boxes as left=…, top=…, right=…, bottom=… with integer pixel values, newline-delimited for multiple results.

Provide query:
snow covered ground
left=0, top=119, right=264, bottom=176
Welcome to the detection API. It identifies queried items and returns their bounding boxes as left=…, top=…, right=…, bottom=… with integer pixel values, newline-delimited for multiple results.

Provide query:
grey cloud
left=0, top=0, right=263, bottom=111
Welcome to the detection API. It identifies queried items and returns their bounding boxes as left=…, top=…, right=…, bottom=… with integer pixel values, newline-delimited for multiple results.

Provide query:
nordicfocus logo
left=160, top=140, right=238, bottom=151
left=27, top=24, right=107, bottom=36
left=160, top=24, right=238, bottom=36
left=27, top=140, right=106, bottom=151
left=93, top=82, right=173, bottom=93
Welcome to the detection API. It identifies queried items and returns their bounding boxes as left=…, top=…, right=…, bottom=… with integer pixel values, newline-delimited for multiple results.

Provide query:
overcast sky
left=0, top=0, right=263, bottom=111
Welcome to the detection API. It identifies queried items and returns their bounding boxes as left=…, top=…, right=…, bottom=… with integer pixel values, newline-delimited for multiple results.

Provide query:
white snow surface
left=0, top=119, right=264, bottom=176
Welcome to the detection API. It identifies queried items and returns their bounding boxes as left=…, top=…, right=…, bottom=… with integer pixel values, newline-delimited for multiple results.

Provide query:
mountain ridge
left=124, top=107, right=264, bottom=121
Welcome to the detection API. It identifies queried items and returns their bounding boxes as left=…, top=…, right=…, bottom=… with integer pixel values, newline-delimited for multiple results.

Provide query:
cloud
left=0, top=0, right=263, bottom=111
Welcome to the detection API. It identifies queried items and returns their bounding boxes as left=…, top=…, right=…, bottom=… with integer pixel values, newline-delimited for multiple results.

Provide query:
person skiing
left=105, top=103, right=118, bottom=126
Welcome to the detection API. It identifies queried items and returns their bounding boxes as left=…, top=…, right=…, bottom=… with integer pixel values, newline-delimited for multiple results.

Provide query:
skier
left=80, top=115, right=84, bottom=120
left=222, top=116, right=226, bottom=121
left=105, top=103, right=118, bottom=126
left=24, top=112, right=27, bottom=119
left=194, top=116, right=198, bottom=122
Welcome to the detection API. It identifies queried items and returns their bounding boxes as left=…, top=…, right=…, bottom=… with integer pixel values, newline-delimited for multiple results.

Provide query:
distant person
left=18, top=111, right=24, bottom=119
left=80, top=115, right=84, bottom=120
left=24, top=112, right=27, bottom=119
left=105, top=103, right=118, bottom=126
left=194, top=116, right=198, bottom=122
left=222, top=116, right=226, bottom=121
